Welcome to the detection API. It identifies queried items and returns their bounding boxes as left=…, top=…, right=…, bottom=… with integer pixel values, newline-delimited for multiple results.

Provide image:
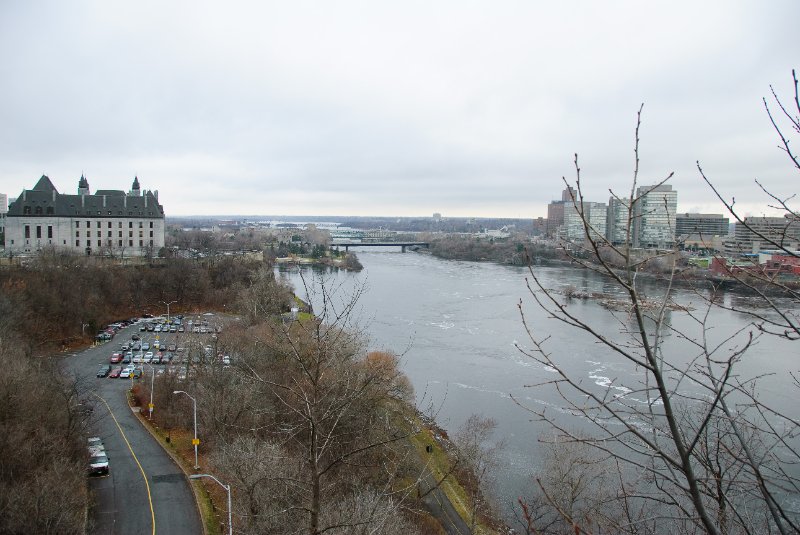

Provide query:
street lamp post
left=189, top=474, right=232, bottom=535
left=144, top=363, right=155, bottom=419
left=162, top=300, right=178, bottom=322
left=173, top=390, right=198, bottom=469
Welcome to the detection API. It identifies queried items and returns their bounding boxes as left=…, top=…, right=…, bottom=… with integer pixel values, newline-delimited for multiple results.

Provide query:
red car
left=109, top=367, right=122, bottom=378
left=110, top=352, right=123, bottom=364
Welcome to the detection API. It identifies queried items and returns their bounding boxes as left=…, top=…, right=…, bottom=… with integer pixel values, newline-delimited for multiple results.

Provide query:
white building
left=5, top=174, right=165, bottom=256
left=0, top=193, right=7, bottom=235
left=561, top=201, right=607, bottom=243
left=633, top=184, right=677, bottom=248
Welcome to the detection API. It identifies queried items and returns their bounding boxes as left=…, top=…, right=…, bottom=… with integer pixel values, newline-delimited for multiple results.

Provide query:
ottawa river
left=278, top=248, right=799, bottom=523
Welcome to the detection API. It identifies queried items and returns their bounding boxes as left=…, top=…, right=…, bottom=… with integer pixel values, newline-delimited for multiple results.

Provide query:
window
left=76, top=231, right=80, bottom=237
left=118, top=231, right=122, bottom=238
left=97, top=240, right=101, bottom=247
left=97, top=231, right=101, bottom=238
left=129, top=222, right=133, bottom=228
left=48, top=226, right=53, bottom=239
left=149, top=231, right=153, bottom=238
left=129, top=231, right=133, bottom=237
left=35, top=206, right=42, bottom=215
left=139, top=230, right=143, bottom=237
left=118, top=240, right=122, bottom=247
left=97, top=221, right=101, bottom=228
left=129, top=240, right=133, bottom=247
left=86, top=221, right=90, bottom=227
left=108, top=222, right=112, bottom=228
left=76, top=240, right=80, bottom=247
left=24, top=206, right=31, bottom=214
left=139, top=222, right=143, bottom=228
left=118, top=222, right=122, bottom=228
left=107, top=231, right=112, bottom=238
left=10, top=240, right=13, bottom=245
left=46, top=207, right=54, bottom=215
left=25, top=226, right=30, bottom=238
left=36, top=226, right=42, bottom=239
left=149, top=240, right=153, bottom=247
left=76, top=221, right=80, bottom=228
left=149, top=221, right=153, bottom=228
left=139, top=240, right=143, bottom=247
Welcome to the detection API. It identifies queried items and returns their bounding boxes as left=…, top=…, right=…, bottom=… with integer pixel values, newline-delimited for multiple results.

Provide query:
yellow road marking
left=93, top=393, right=156, bottom=535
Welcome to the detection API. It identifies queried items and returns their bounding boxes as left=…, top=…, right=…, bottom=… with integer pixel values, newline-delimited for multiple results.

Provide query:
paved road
left=62, top=321, right=203, bottom=535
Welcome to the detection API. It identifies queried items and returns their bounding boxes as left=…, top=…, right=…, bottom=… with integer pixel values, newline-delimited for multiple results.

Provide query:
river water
left=278, top=249, right=799, bottom=522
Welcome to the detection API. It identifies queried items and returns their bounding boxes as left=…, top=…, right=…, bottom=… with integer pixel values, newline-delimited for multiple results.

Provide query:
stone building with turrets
left=5, top=174, right=165, bottom=257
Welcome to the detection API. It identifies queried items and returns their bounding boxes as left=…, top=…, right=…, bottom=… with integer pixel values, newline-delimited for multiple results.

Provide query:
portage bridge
left=333, top=242, right=430, bottom=253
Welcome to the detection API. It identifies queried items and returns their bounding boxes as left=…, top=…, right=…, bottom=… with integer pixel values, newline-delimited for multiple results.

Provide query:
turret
left=130, top=175, right=141, bottom=196
left=78, top=174, right=90, bottom=195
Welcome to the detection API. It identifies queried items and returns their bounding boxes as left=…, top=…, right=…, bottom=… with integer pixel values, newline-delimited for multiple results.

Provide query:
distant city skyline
left=1, top=2, right=798, bottom=219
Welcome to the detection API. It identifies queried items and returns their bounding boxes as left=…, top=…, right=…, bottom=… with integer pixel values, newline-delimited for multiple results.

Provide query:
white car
left=89, top=453, right=109, bottom=475
left=141, top=342, right=150, bottom=351
left=88, top=437, right=105, bottom=451
left=120, top=368, right=132, bottom=378
left=133, top=353, right=143, bottom=363
left=144, top=351, right=154, bottom=363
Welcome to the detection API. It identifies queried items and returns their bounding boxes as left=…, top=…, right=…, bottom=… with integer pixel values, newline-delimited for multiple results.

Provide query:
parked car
left=131, top=333, right=141, bottom=341
left=144, top=351, right=154, bottom=363
left=120, top=367, right=132, bottom=379
left=141, top=342, right=150, bottom=351
left=167, top=343, right=177, bottom=352
left=131, top=368, right=142, bottom=379
left=87, top=436, right=104, bottom=451
left=88, top=453, right=109, bottom=476
left=109, top=367, right=122, bottom=378
left=123, top=353, right=132, bottom=364
left=178, top=326, right=185, bottom=333
left=97, top=364, right=111, bottom=377
left=110, top=352, right=123, bottom=364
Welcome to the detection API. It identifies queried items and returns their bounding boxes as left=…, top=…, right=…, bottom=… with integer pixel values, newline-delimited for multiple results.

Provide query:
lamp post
left=162, top=300, right=178, bottom=322
left=144, top=363, right=155, bottom=420
left=189, top=474, right=232, bottom=535
left=173, top=390, right=198, bottom=469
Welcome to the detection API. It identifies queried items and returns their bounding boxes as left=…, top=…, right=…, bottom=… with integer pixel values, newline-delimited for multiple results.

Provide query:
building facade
left=546, top=186, right=576, bottom=237
left=5, top=174, right=165, bottom=256
left=633, top=184, right=678, bottom=248
left=0, top=193, right=7, bottom=235
left=561, top=201, right=607, bottom=243
left=675, top=213, right=729, bottom=239
left=606, top=196, right=631, bottom=245
left=724, top=215, right=800, bottom=255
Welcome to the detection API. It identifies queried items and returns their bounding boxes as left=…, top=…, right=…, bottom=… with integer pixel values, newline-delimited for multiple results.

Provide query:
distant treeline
left=428, top=235, right=560, bottom=265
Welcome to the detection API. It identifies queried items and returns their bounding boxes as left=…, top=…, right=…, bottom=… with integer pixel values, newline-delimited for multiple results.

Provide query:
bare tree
left=516, top=84, right=800, bottom=535
left=454, top=414, right=504, bottom=532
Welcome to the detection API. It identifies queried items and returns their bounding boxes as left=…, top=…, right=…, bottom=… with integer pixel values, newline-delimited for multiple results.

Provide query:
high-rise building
left=546, top=186, right=576, bottom=237
left=606, top=196, right=631, bottom=245
left=5, top=174, right=165, bottom=256
left=633, top=184, right=677, bottom=248
left=561, top=201, right=607, bottom=243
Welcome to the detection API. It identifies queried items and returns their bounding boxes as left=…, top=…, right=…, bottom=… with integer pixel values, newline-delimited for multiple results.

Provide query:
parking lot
left=94, top=313, right=231, bottom=384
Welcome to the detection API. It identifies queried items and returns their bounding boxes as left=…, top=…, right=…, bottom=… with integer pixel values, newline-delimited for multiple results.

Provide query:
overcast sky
left=1, top=2, right=798, bottom=219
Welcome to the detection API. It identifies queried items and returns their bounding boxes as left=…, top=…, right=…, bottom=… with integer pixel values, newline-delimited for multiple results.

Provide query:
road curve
left=61, top=323, right=202, bottom=535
